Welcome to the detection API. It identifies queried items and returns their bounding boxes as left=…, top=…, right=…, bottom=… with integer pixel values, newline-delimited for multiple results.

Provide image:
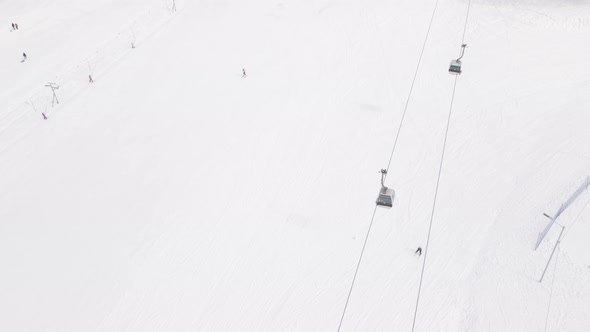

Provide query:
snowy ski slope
left=1, top=0, right=590, bottom=330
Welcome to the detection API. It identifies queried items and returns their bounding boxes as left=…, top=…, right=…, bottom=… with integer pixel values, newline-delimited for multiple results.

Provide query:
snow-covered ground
left=1, top=0, right=589, bottom=330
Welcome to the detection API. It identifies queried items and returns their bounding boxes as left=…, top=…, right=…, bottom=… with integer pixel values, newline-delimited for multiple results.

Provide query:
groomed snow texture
left=1, top=0, right=590, bottom=330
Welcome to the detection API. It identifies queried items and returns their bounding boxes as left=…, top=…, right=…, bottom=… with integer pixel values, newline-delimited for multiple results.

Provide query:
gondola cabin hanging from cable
left=448, top=60, right=462, bottom=74
left=376, top=169, right=394, bottom=208
left=377, top=186, right=394, bottom=208
left=448, top=44, right=467, bottom=75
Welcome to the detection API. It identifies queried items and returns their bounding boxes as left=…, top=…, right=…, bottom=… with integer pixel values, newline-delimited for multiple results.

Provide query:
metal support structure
left=45, top=82, right=60, bottom=107
left=536, top=176, right=590, bottom=250
left=539, top=225, right=565, bottom=283
left=457, top=44, right=467, bottom=60
left=380, top=169, right=387, bottom=188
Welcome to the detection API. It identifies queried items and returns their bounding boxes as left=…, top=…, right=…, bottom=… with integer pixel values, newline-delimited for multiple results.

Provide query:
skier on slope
left=415, top=247, right=422, bottom=256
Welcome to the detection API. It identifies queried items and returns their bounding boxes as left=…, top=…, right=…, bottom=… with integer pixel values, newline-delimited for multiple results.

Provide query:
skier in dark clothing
left=11, top=23, right=15, bottom=30
left=15, top=23, right=19, bottom=30
left=22, top=52, right=27, bottom=61
left=415, top=247, right=422, bottom=256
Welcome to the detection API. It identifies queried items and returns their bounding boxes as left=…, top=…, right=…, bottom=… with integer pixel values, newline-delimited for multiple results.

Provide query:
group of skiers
left=11, top=23, right=27, bottom=62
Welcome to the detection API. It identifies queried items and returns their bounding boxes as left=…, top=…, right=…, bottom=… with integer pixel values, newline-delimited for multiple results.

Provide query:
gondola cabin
left=449, top=59, right=462, bottom=75
left=376, top=186, right=394, bottom=208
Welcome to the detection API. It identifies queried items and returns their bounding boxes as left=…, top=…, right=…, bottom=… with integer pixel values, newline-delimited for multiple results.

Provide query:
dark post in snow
left=539, top=224, right=565, bottom=283
left=45, top=82, right=60, bottom=107
left=131, top=26, right=136, bottom=48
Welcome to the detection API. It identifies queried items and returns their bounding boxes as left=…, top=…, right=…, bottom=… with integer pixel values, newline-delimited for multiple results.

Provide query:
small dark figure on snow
left=11, top=23, right=15, bottom=30
left=15, top=23, right=19, bottom=30
left=415, top=247, right=422, bottom=256
left=42, top=113, right=47, bottom=120
left=89, top=74, right=94, bottom=83
left=23, top=52, right=27, bottom=60
left=242, top=68, right=246, bottom=78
